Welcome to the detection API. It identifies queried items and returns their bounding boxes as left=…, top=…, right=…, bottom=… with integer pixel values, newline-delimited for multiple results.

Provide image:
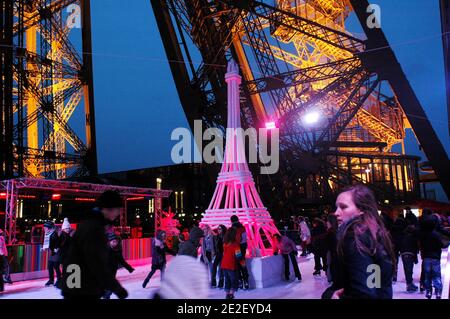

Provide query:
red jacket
left=221, top=243, right=241, bottom=270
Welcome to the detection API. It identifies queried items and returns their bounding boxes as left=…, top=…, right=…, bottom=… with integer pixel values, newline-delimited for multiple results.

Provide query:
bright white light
left=265, top=121, right=276, bottom=129
left=302, top=111, right=320, bottom=125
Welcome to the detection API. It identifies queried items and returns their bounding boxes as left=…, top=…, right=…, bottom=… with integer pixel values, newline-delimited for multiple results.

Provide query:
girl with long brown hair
left=322, top=184, right=395, bottom=299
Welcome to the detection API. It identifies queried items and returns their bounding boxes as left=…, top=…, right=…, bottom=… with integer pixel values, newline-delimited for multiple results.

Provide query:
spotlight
left=265, top=121, right=276, bottom=129
left=302, top=111, right=320, bottom=125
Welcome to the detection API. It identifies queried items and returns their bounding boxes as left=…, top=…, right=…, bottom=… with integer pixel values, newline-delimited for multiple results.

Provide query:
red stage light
left=0, top=192, right=6, bottom=198
left=52, top=193, right=61, bottom=200
left=75, top=197, right=96, bottom=202
left=126, top=196, right=145, bottom=201
left=19, top=195, right=36, bottom=199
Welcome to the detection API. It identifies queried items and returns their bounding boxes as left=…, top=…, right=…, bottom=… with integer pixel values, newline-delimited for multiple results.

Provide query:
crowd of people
left=151, top=215, right=250, bottom=299
left=0, top=185, right=449, bottom=299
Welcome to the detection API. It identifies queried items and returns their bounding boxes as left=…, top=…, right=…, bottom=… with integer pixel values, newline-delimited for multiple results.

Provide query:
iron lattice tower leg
left=1, top=0, right=97, bottom=180
left=152, top=0, right=448, bottom=206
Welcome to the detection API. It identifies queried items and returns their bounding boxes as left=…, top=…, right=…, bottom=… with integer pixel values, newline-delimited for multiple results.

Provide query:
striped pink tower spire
left=200, top=59, right=279, bottom=257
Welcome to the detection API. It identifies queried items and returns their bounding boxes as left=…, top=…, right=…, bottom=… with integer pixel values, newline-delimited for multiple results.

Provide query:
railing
left=6, top=238, right=152, bottom=275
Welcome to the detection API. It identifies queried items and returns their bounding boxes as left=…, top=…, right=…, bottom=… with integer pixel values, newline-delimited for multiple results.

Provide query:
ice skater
left=419, top=213, right=445, bottom=299
left=42, top=221, right=62, bottom=287
left=298, top=217, right=311, bottom=257
left=0, top=229, right=7, bottom=293
left=310, top=218, right=327, bottom=277
left=211, top=225, right=226, bottom=288
left=142, top=230, right=175, bottom=288
left=272, top=233, right=302, bottom=282
left=61, top=190, right=128, bottom=299
left=103, top=233, right=135, bottom=299
left=230, top=215, right=249, bottom=289
left=221, top=227, right=241, bottom=299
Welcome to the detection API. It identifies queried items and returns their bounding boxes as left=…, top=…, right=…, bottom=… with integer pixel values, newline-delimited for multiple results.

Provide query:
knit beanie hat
left=62, top=218, right=71, bottom=230
left=157, top=255, right=209, bottom=299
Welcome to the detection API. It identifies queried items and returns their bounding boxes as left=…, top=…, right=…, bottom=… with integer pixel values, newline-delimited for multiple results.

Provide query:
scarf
left=43, top=229, right=55, bottom=250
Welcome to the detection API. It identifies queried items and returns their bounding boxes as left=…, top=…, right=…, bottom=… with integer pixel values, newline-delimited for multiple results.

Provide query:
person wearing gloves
left=103, top=233, right=135, bottom=299
left=142, top=230, right=175, bottom=288
left=178, top=226, right=204, bottom=258
left=61, top=190, right=128, bottom=299
left=273, top=233, right=302, bottom=282
left=153, top=255, right=209, bottom=299
left=42, top=221, right=62, bottom=287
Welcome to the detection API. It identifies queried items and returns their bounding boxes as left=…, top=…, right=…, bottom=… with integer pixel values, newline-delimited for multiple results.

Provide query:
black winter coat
left=59, top=230, right=75, bottom=265
left=108, top=242, right=134, bottom=274
left=48, top=231, right=61, bottom=262
left=62, top=209, right=124, bottom=298
left=311, top=223, right=327, bottom=254
left=151, top=239, right=175, bottom=267
left=419, top=230, right=445, bottom=260
left=399, top=226, right=419, bottom=258
left=322, top=217, right=394, bottom=299
left=178, top=226, right=203, bottom=258
left=391, top=217, right=407, bottom=251
left=213, top=234, right=224, bottom=258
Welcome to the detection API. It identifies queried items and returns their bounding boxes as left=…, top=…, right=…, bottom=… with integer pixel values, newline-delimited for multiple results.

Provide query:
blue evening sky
left=86, top=0, right=449, bottom=190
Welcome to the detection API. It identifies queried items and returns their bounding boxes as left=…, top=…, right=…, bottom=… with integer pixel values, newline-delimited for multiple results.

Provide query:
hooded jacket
left=419, top=216, right=446, bottom=260
left=178, top=226, right=204, bottom=258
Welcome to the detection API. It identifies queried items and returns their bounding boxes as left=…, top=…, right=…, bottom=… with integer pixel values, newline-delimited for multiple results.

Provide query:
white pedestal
left=246, top=255, right=294, bottom=288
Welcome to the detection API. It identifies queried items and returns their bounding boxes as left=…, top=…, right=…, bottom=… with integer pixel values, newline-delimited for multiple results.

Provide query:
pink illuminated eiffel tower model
left=200, top=59, right=279, bottom=257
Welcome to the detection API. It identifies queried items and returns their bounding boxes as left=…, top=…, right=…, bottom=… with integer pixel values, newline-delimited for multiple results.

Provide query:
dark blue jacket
left=322, top=216, right=393, bottom=299
left=151, top=239, right=174, bottom=267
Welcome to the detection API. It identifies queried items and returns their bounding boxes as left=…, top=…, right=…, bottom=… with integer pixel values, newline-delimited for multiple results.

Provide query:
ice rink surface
left=1, top=248, right=448, bottom=299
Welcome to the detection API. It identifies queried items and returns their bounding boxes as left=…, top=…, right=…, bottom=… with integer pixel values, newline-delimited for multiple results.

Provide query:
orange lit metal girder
left=241, top=0, right=406, bottom=150
left=26, top=25, right=39, bottom=177
left=17, top=3, right=86, bottom=178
